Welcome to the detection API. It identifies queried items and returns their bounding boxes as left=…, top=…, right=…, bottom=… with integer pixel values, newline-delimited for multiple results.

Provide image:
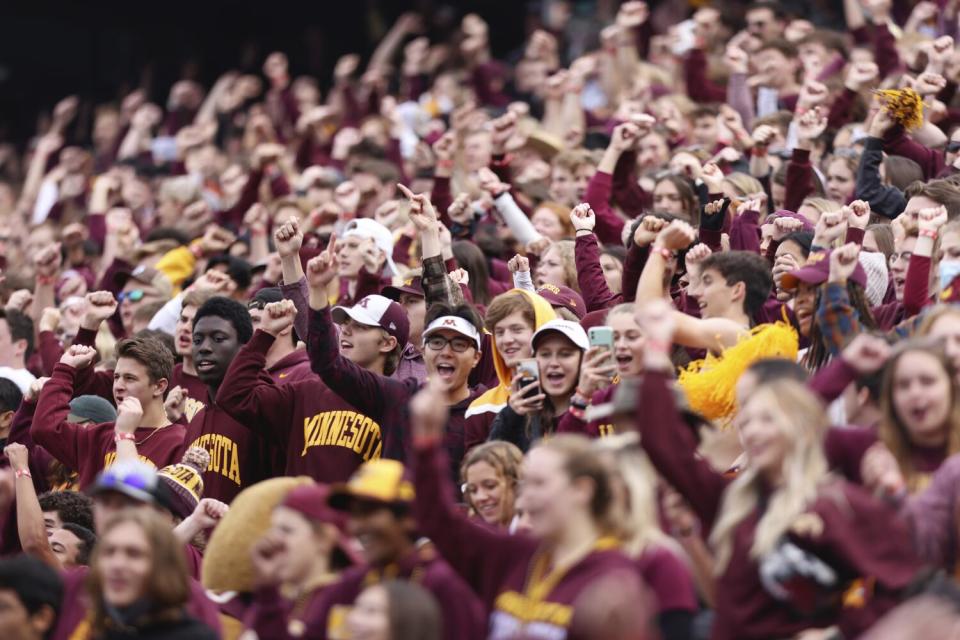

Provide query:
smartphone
left=588, top=326, right=616, bottom=380
left=517, top=358, right=540, bottom=399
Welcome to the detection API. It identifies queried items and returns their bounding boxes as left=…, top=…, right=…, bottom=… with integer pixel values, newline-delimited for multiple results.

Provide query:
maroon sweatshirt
left=181, top=395, right=279, bottom=504
left=266, top=348, right=313, bottom=385
left=636, top=370, right=921, bottom=639
left=244, top=582, right=337, bottom=640
left=171, top=363, right=209, bottom=423
left=31, top=364, right=186, bottom=488
left=413, top=439, right=641, bottom=640
left=51, top=565, right=222, bottom=640
left=217, top=330, right=381, bottom=481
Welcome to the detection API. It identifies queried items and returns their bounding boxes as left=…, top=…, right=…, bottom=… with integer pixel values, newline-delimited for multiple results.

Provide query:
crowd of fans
left=4, top=0, right=960, bottom=638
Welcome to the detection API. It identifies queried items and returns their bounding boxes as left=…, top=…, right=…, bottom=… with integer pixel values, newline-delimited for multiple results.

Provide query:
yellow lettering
left=103, top=452, right=155, bottom=469
left=298, top=411, right=383, bottom=460
left=228, top=441, right=241, bottom=484
left=190, top=434, right=241, bottom=486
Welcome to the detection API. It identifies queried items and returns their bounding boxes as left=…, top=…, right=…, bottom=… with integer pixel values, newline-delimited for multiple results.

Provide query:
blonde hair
left=722, top=172, right=764, bottom=199
left=593, top=433, right=679, bottom=557
left=800, top=197, right=841, bottom=216
left=542, top=240, right=579, bottom=292
left=709, top=381, right=830, bottom=571
left=460, top=441, right=524, bottom=526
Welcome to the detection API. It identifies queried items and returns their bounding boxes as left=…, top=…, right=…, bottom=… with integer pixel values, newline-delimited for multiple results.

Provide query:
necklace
left=134, top=422, right=170, bottom=446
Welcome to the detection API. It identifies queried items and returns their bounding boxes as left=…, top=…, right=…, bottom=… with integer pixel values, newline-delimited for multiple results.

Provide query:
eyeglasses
left=117, top=290, right=144, bottom=303
left=424, top=335, right=474, bottom=353
left=947, top=142, right=960, bottom=153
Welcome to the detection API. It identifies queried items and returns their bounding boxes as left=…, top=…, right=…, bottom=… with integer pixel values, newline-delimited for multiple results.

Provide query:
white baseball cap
left=331, top=294, right=410, bottom=346
left=343, top=218, right=399, bottom=276
left=422, top=315, right=482, bottom=350
left=532, top=319, right=589, bottom=351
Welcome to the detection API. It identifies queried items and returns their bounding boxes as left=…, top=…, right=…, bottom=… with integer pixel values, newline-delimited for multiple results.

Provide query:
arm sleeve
left=493, top=192, right=540, bottom=245
left=412, top=438, right=532, bottom=605
left=814, top=282, right=860, bottom=357
left=683, top=49, right=727, bottom=103
left=432, top=176, right=454, bottom=229
left=279, top=277, right=310, bottom=343
left=29, top=365, right=86, bottom=472
left=903, top=254, right=932, bottom=319
left=611, top=151, right=650, bottom=216
left=575, top=234, right=621, bottom=311
left=883, top=127, right=946, bottom=181
left=37, top=331, right=64, bottom=377
left=621, top=244, right=648, bottom=304
left=215, top=169, right=264, bottom=231
left=584, top=171, right=627, bottom=245
left=215, top=331, right=296, bottom=445
left=784, top=147, right=815, bottom=214
left=728, top=209, right=761, bottom=254
left=854, top=138, right=905, bottom=219
left=422, top=255, right=464, bottom=307
left=634, top=371, right=729, bottom=533
left=902, top=454, right=960, bottom=568
left=807, top=356, right=860, bottom=405
left=827, top=88, right=859, bottom=130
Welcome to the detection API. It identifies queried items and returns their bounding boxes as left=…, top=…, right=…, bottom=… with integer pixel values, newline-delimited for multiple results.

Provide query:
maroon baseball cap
left=382, top=276, right=424, bottom=301
left=780, top=250, right=867, bottom=291
left=332, top=294, right=410, bottom=347
left=280, top=484, right=362, bottom=566
left=536, top=284, right=586, bottom=320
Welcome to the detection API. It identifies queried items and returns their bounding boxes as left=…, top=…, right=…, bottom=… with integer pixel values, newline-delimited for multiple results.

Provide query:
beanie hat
left=858, top=252, right=889, bottom=307
left=157, top=447, right=210, bottom=520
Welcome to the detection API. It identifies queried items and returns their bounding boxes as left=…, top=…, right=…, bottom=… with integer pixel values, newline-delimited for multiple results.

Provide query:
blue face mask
left=939, top=261, right=960, bottom=290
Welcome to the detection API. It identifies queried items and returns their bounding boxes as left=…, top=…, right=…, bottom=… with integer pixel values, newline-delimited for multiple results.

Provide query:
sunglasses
left=947, top=142, right=960, bottom=153
left=117, top=289, right=145, bottom=303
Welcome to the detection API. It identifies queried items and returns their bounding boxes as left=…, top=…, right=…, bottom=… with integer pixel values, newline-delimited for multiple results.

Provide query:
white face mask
left=939, top=260, right=960, bottom=290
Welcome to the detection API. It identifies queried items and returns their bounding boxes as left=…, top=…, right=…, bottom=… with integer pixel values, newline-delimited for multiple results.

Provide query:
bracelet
left=15, top=468, right=31, bottom=480
left=36, top=274, right=57, bottom=286
left=919, top=228, right=938, bottom=239
left=115, top=432, right=137, bottom=442
left=651, top=245, right=674, bottom=261
left=570, top=394, right=590, bottom=410
left=569, top=405, right=587, bottom=420
left=436, top=158, right=454, bottom=170
left=751, top=146, right=768, bottom=158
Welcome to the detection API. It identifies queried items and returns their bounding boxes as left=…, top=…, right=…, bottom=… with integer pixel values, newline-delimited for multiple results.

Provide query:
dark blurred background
left=0, top=0, right=533, bottom=147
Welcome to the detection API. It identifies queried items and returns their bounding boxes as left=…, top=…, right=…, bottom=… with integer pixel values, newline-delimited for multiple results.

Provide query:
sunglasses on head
left=117, top=289, right=145, bottom=303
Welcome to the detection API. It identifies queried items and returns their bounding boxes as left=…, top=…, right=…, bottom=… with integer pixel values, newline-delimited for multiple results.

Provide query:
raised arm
left=5, top=444, right=59, bottom=569
left=572, top=205, right=622, bottom=312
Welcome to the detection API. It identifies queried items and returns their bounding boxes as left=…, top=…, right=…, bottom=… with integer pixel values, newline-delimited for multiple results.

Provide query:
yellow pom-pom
left=677, top=321, right=799, bottom=423
left=874, top=88, right=925, bottom=131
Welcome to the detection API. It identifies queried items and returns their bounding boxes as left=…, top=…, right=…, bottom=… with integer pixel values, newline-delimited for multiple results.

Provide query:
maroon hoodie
left=217, top=330, right=381, bottom=481
left=266, top=347, right=314, bottom=385
left=31, top=364, right=186, bottom=488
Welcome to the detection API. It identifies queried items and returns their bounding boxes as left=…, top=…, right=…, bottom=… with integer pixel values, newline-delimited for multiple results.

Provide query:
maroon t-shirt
left=634, top=546, right=698, bottom=614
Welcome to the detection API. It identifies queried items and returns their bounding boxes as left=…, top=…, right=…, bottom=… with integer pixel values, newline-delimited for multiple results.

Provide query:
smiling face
left=493, top=311, right=535, bottom=369
left=97, top=521, right=152, bottom=608
left=695, top=267, right=740, bottom=319
left=50, top=528, right=83, bottom=568
left=737, top=393, right=790, bottom=479
left=423, top=328, right=480, bottom=394
left=534, top=334, right=582, bottom=399
left=531, top=207, right=566, bottom=241
left=339, top=319, right=392, bottom=370
left=825, top=158, right=855, bottom=203
left=464, top=460, right=509, bottom=525
left=175, top=304, right=198, bottom=358
left=535, top=245, right=567, bottom=288
left=609, top=310, right=645, bottom=377
left=346, top=585, right=390, bottom=640
left=192, top=316, right=242, bottom=386
left=891, top=351, right=952, bottom=448
left=348, top=501, right=412, bottom=567
left=267, top=506, right=333, bottom=586
left=515, top=447, right=586, bottom=540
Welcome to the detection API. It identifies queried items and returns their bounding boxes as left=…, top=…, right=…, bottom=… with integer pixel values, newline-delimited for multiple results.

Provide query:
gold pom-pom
left=677, top=321, right=799, bottom=423
left=874, top=88, right=925, bottom=131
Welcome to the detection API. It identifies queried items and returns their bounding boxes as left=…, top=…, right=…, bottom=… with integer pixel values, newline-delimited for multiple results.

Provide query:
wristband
left=115, top=432, right=137, bottom=443
left=568, top=405, right=587, bottom=420
left=36, top=274, right=57, bottom=286
left=436, top=158, right=454, bottom=170
left=645, top=338, right=673, bottom=354
left=651, top=245, right=674, bottom=261
left=751, top=146, right=768, bottom=157
left=15, top=468, right=31, bottom=480
left=919, top=228, right=938, bottom=239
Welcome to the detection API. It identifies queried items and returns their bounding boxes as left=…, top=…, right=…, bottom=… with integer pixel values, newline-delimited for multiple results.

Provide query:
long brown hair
left=86, top=509, right=191, bottom=636
left=459, top=441, right=523, bottom=526
left=879, top=340, right=960, bottom=492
